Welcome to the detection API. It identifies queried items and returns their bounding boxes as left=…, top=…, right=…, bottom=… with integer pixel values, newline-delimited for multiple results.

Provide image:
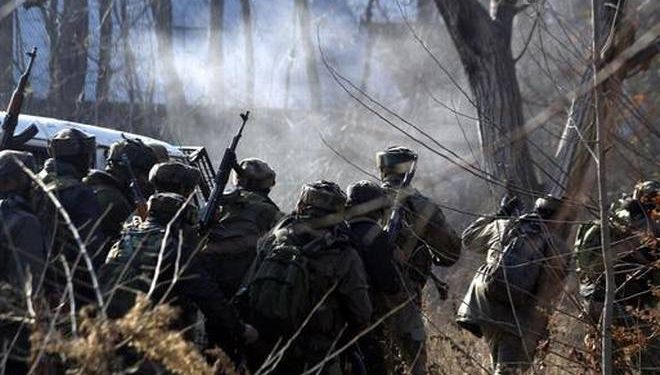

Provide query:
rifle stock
left=1, top=47, right=38, bottom=150
left=199, top=111, right=250, bottom=232
left=120, top=153, right=148, bottom=220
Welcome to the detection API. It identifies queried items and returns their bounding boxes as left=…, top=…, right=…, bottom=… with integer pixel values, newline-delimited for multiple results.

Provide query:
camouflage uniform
left=575, top=182, right=660, bottom=374
left=84, top=138, right=158, bottom=248
left=377, top=146, right=461, bottom=375
left=457, top=197, right=572, bottom=375
left=245, top=181, right=372, bottom=375
left=101, top=193, right=251, bottom=369
left=37, top=129, right=105, bottom=306
left=0, top=150, right=46, bottom=373
left=202, top=158, right=283, bottom=297
left=346, top=181, right=400, bottom=375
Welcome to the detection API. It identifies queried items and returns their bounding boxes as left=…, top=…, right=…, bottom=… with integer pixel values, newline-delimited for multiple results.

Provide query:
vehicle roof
left=1, top=111, right=185, bottom=158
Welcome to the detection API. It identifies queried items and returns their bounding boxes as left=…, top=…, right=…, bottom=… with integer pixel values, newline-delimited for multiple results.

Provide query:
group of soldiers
left=0, top=126, right=658, bottom=375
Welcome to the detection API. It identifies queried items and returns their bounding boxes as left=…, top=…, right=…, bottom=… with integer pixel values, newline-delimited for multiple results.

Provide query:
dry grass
left=30, top=294, right=239, bottom=375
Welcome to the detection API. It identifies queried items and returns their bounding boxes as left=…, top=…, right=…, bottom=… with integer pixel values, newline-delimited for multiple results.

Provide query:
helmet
left=235, top=158, right=276, bottom=190
left=147, top=192, right=197, bottom=225
left=633, top=180, right=660, bottom=203
left=147, top=142, right=170, bottom=163
left=107, top=138, right=158, bottom=173
left=149, top=161, right=201, bottom=196
left=0, top=150, right=36, bottom=192
left=533, top=195, right=562, bottom=219
left=346, top=180, right=388, bottom=207
left=48, top=128, right=96, bottom=158
left=376, top=146, right=418, bottom=174
left=296, top=180, right=347, bottom=214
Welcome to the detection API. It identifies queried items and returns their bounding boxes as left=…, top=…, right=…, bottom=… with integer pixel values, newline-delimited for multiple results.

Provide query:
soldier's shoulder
left=0, top=198, right=40, bottom=228
left=84, top=169, right=121, bottom=188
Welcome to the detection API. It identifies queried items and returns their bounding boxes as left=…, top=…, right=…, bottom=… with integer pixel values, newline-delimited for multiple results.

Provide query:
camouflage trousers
left=383, top=290, right=427, bottom=375
left=480, top=324, right=538, bottom=375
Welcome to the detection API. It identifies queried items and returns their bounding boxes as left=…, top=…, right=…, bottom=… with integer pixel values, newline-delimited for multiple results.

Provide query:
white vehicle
left=1, top=112, right=216, bottom=201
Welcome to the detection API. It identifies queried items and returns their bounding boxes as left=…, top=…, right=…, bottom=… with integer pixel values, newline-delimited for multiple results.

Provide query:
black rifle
left=120, top=153, right=148, bottom=219
left=0, top=47, right=39, bottom=150
left=384, top=159, right=417, bottom=244
left=199, top=111, right=250, bottom=232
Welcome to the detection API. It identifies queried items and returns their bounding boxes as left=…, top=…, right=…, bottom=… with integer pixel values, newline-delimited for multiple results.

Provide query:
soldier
left=0, top=150, right=47, bottom=373
left=202, top=158, right=283, bottom=297
left=575, top=181, right=659, bottom=374
left=84, top=138, right=158, bottom=248
left=376, top=146, right=461, bottom=375
left=101, top=192, right=258, bottom=369
left=457, top=196, right=572, bottom=375
left=243, top=180, right=372, bottom=375
left=345, top=180, right=400, bottom=375
left=37, top=128, right=105, bottom=305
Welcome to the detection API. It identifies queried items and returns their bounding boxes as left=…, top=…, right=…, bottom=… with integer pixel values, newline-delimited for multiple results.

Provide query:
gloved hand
left=497, top=194, right=523, bottom=217
left=243, top=323, right=259, bottom=344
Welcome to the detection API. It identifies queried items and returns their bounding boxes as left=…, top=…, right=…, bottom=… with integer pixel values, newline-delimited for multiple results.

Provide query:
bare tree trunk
left=0, top=10, right=14, bottom=101
left=417, top=0, right=436, bottom=24
left=433, top=0, right=539, bottom=201
left=239, top=0, right=254, bottom=107
left=208, top=0, right=224, bottom=109
left=96, top=0, right=113, bottom=104
left=151, top=0, right=186, bottom=136
left=296, top=0, right=321, bottom=111
left=360, top=0, right=375, bottom=92
left=54, top=0, right=89, bottom=117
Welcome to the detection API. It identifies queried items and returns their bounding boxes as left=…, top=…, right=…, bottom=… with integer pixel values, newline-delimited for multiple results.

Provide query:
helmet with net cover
left=107, top=138, right=158, bottom=174
left=296, top=180, right=347, bottom=214
left=234, top=158, right=276, bottom=191
left=149, top=161, right=201, bottom=196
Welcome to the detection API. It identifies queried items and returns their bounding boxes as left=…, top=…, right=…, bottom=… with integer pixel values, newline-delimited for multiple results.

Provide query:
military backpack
left=481, top=216, right=547, bottom=307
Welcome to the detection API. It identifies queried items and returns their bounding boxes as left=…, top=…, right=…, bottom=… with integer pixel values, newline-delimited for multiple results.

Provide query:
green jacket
left=457, top=215, right=571, bottom=339
left=383, top=187, right=461, bottom=286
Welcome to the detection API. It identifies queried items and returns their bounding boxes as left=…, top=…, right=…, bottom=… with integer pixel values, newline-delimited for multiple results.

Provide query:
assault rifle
left=384, top=160, right=449, bottom=300
left=120, top=153, right=148, bottom=219
left=199, top=111, right=250, bottom=232
left=0, top=47, right=39, bottom=150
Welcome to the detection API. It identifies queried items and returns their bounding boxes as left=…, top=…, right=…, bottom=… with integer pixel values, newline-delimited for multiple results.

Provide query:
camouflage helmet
left=296, top=180, right=347, bottom=214
left=0, top=150, right=36, bottom=192
left=235, top=158, right=276, bottom=190
left=377, top=146, right=418, bottom=174
left=346, top=180, right=389, bottom=208
left=147, top=142, right=170, bottom=163
left=48, top=128, right=96, bottom=158
left=147, top=192, right=196, bottom=225
left=107, top=138, right=158, bottom=173
left=632, top=180, right=660, bottom=203
left=534, top=195, right=562, bottom=219
left=149, top=161, right=201, bottom=196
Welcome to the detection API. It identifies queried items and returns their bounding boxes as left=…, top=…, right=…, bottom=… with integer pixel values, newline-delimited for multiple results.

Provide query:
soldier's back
left=203, top=190, right=283, bottom=296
